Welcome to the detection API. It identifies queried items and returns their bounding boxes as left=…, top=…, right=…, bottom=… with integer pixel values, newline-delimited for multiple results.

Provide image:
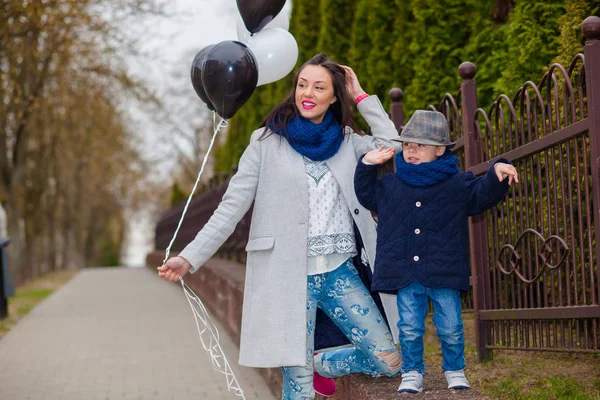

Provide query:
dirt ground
left=319, top=313, right=600, bottom=399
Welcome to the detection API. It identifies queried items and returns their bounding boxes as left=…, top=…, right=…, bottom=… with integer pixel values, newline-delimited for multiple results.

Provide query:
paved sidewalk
left=0, top=268, right=276, bottom=400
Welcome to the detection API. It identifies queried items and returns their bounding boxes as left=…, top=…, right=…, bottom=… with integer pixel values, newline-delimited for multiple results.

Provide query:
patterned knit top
left=303, top=156, right=356, bottom=274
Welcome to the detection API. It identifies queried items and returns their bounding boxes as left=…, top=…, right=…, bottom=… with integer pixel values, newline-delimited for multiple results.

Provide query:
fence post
left=389, top=88, right=404, bottom=133
left=459, top=61, right=492, bottom=362
left=582, top=16, right=600, bottom=304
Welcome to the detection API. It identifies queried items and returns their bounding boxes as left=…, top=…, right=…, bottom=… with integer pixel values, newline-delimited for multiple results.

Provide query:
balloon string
left=180, top=278, right=246, bottom=399
left=161, top=112, right=244, bottom=398
left=163, top=112, right=226, bottom=265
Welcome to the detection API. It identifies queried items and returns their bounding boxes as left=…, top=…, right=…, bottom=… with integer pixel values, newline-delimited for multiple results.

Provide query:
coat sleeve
left=354, top=155, right=381, bottom=213
left=178, top=132, right=262, bottom=272
left=350, top=95, right=402, bottom=158
left=465, top=158, right=510, bottom=216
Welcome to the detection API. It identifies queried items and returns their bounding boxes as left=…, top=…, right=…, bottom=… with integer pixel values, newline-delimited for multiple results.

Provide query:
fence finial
left=458, top=62, right=477, bottom=80
left=389, top=88, right=403, bottom=102
left=582, top=16, right=600, bottom=40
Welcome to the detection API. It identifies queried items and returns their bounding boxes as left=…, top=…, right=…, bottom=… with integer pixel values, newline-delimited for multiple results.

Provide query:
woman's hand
left=340, top=65, right=366, bottom=100
left=363, top=146, right=395, bottom=165
left=494, top=163, right=519, bottom=185
left=157, top=256, right=192, bottom=282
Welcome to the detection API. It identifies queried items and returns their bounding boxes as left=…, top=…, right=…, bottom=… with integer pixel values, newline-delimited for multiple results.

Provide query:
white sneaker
left=445, top=369, right=470, bottom=390
left=397, top=370, right=423, bottom=393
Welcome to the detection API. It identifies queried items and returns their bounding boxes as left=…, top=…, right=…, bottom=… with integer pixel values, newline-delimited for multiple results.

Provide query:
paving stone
left=0, top=268, right=274, bottom=400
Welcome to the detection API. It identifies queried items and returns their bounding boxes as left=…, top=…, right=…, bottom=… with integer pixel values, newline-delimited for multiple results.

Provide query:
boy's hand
left=363, top=145, right=395, bottom=165
left=494, top=163, right=519, bottom=185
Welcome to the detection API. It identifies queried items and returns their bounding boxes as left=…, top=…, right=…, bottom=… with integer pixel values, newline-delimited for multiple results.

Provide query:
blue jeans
left=396, top=280, right=466, bottom=374
left=281, top=258, right=401, bottom=400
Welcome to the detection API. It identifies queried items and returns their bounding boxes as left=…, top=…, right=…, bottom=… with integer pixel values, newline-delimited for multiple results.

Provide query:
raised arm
left=354, top=154, right=386, bottom=213
left=340, top=66, right=402, bottom=157
left=466, top=159, right=516, bottom=216
left=159, top=133, right=262, bottom=280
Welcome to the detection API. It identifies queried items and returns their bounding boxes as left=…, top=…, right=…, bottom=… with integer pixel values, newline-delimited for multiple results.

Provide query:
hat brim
left=391, top=137, right=456, bottom=149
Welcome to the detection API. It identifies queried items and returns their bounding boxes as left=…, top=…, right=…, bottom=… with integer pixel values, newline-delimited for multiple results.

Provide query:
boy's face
left=402, top=142, right=446, bottom=164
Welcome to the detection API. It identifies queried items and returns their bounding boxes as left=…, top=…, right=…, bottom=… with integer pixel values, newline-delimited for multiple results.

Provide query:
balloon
left=190, top=45, right=216, bottom=111
left=202, top=41, right=259, bottom=119
left=236, top=9, right=290, bottom=44
left=236, top=0, right=286, bottom=34
left=247, top=28, right=298, bottom=86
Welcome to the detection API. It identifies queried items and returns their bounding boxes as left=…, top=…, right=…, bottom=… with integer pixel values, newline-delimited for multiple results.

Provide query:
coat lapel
left=325, top=138, right=355, bottom=203
left=281, top=136, right=310, bottom=209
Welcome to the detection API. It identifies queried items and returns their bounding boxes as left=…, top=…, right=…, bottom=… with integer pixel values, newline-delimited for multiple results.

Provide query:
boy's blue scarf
left=271, top=111, right=343, bottom=161
left=395, top=149, right=460, bottom=187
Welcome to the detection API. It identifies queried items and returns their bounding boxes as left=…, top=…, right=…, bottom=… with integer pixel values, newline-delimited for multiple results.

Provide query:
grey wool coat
left=178, top=95, right=401, bottom=368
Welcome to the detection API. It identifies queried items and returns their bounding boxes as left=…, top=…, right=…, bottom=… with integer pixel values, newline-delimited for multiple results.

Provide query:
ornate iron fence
left=388, top=16, right=600, bottom=359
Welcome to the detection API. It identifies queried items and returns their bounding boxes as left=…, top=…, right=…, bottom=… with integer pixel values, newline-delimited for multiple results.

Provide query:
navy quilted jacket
left=354, top=156, right=510, bottom=293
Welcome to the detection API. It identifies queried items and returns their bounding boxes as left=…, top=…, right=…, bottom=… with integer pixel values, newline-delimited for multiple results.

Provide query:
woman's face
left=295, top=65, right=337, bottom=124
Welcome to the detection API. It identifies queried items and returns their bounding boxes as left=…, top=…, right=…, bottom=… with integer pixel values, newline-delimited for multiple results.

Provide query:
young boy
left=354, top=110, right=518, bottom=393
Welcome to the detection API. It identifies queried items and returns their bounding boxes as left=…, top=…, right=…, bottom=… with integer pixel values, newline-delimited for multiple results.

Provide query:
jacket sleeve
left=178, top=132, right=261, bottom=273
left=465, top=158, right=510, bottom=216
left=354, top=155, right=381, bottom=213
left=350, top=95, right=403, bottom=158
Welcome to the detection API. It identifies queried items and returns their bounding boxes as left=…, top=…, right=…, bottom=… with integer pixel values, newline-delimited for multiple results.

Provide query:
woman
left=158, top=53, right=401, bottom=399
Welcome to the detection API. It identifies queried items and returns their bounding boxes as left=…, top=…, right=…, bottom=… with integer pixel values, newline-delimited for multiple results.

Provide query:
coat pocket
left=245, top=236, right=275, bottom=251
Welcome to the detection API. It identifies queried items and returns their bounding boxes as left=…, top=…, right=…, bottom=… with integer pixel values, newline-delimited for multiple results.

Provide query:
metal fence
left=389, top=16, right=600, bottom=359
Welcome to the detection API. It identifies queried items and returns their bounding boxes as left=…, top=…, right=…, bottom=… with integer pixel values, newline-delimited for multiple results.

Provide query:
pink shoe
left=313, top=371, right=336, bottom=397
left=313, top=352, right=336, bottom=397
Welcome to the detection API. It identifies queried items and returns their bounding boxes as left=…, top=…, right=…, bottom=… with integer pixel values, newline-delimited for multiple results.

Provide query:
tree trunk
left=5, top=189, right=23, bottom=285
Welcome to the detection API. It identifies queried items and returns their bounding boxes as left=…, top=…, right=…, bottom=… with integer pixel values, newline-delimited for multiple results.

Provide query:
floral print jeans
left=281, top=258, right=401, bottom=400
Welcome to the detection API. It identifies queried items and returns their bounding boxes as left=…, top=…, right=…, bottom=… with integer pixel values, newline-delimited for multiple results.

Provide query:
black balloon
left=191, top=45, right=216, bottom=111
left=236, top=0, right=286, bottom=33
left=202, top=41, right=258, bottom=120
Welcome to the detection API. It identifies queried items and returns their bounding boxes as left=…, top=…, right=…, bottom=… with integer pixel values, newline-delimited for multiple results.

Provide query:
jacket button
left=415, top=228, right=421, bottom=234
left=354, top=209, right=359, bottom=215
left=416, top=201, right=422, bottom=207
left=413, top=255, right=420, bottom=261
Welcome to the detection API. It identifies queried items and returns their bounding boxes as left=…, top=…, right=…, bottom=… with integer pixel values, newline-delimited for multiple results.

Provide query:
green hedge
left=213, top=0, right=599, bottom=173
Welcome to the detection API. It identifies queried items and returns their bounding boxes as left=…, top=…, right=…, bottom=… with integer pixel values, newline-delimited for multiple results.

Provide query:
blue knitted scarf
left=270, top=111, right=343, bottom=161
left=395, top=149, right=460, bottom=187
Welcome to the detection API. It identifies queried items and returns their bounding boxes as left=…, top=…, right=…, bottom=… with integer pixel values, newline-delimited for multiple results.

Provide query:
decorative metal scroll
left=496, top=228, right=569, bottom=284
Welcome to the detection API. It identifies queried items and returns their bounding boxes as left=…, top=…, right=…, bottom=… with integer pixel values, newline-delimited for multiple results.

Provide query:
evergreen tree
left=170, top=182, right=187, bottom=206
left=211, top=0, right=591, bottom=172
left=553, top=0, right=600, bottom=68
left=213, top=85, right=271, bottom=172
left=366, top=0, right=400, bottom=106
left=463, top=0, right=510, bottom=108
left=404, top=0, right=488, bottom=113
left=348, top=0, right=372, bottom=90
left=294, top=0, right=324, bottom=62
left=389, top=0, right=415, bottom=99
left=493, top=0, right=565, bottom=97
left=318, top=0, right=357, bottom=63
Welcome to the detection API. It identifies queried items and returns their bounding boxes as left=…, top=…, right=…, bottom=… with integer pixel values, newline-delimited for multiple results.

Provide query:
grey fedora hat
left=392, top=110, right=455, bottom=148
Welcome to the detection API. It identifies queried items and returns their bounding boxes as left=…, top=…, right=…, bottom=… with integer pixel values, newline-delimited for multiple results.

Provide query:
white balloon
left=282, top=0, right=292, bottom=16
left=236, top=10, right=290, bottom=44
left=247, top=28, right=298, bottom=86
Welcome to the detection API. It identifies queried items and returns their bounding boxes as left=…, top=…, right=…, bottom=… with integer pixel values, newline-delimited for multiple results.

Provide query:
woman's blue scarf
left=271, top=111, right=343, bottom=161
left=395, top=149, right=460, bottom=187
